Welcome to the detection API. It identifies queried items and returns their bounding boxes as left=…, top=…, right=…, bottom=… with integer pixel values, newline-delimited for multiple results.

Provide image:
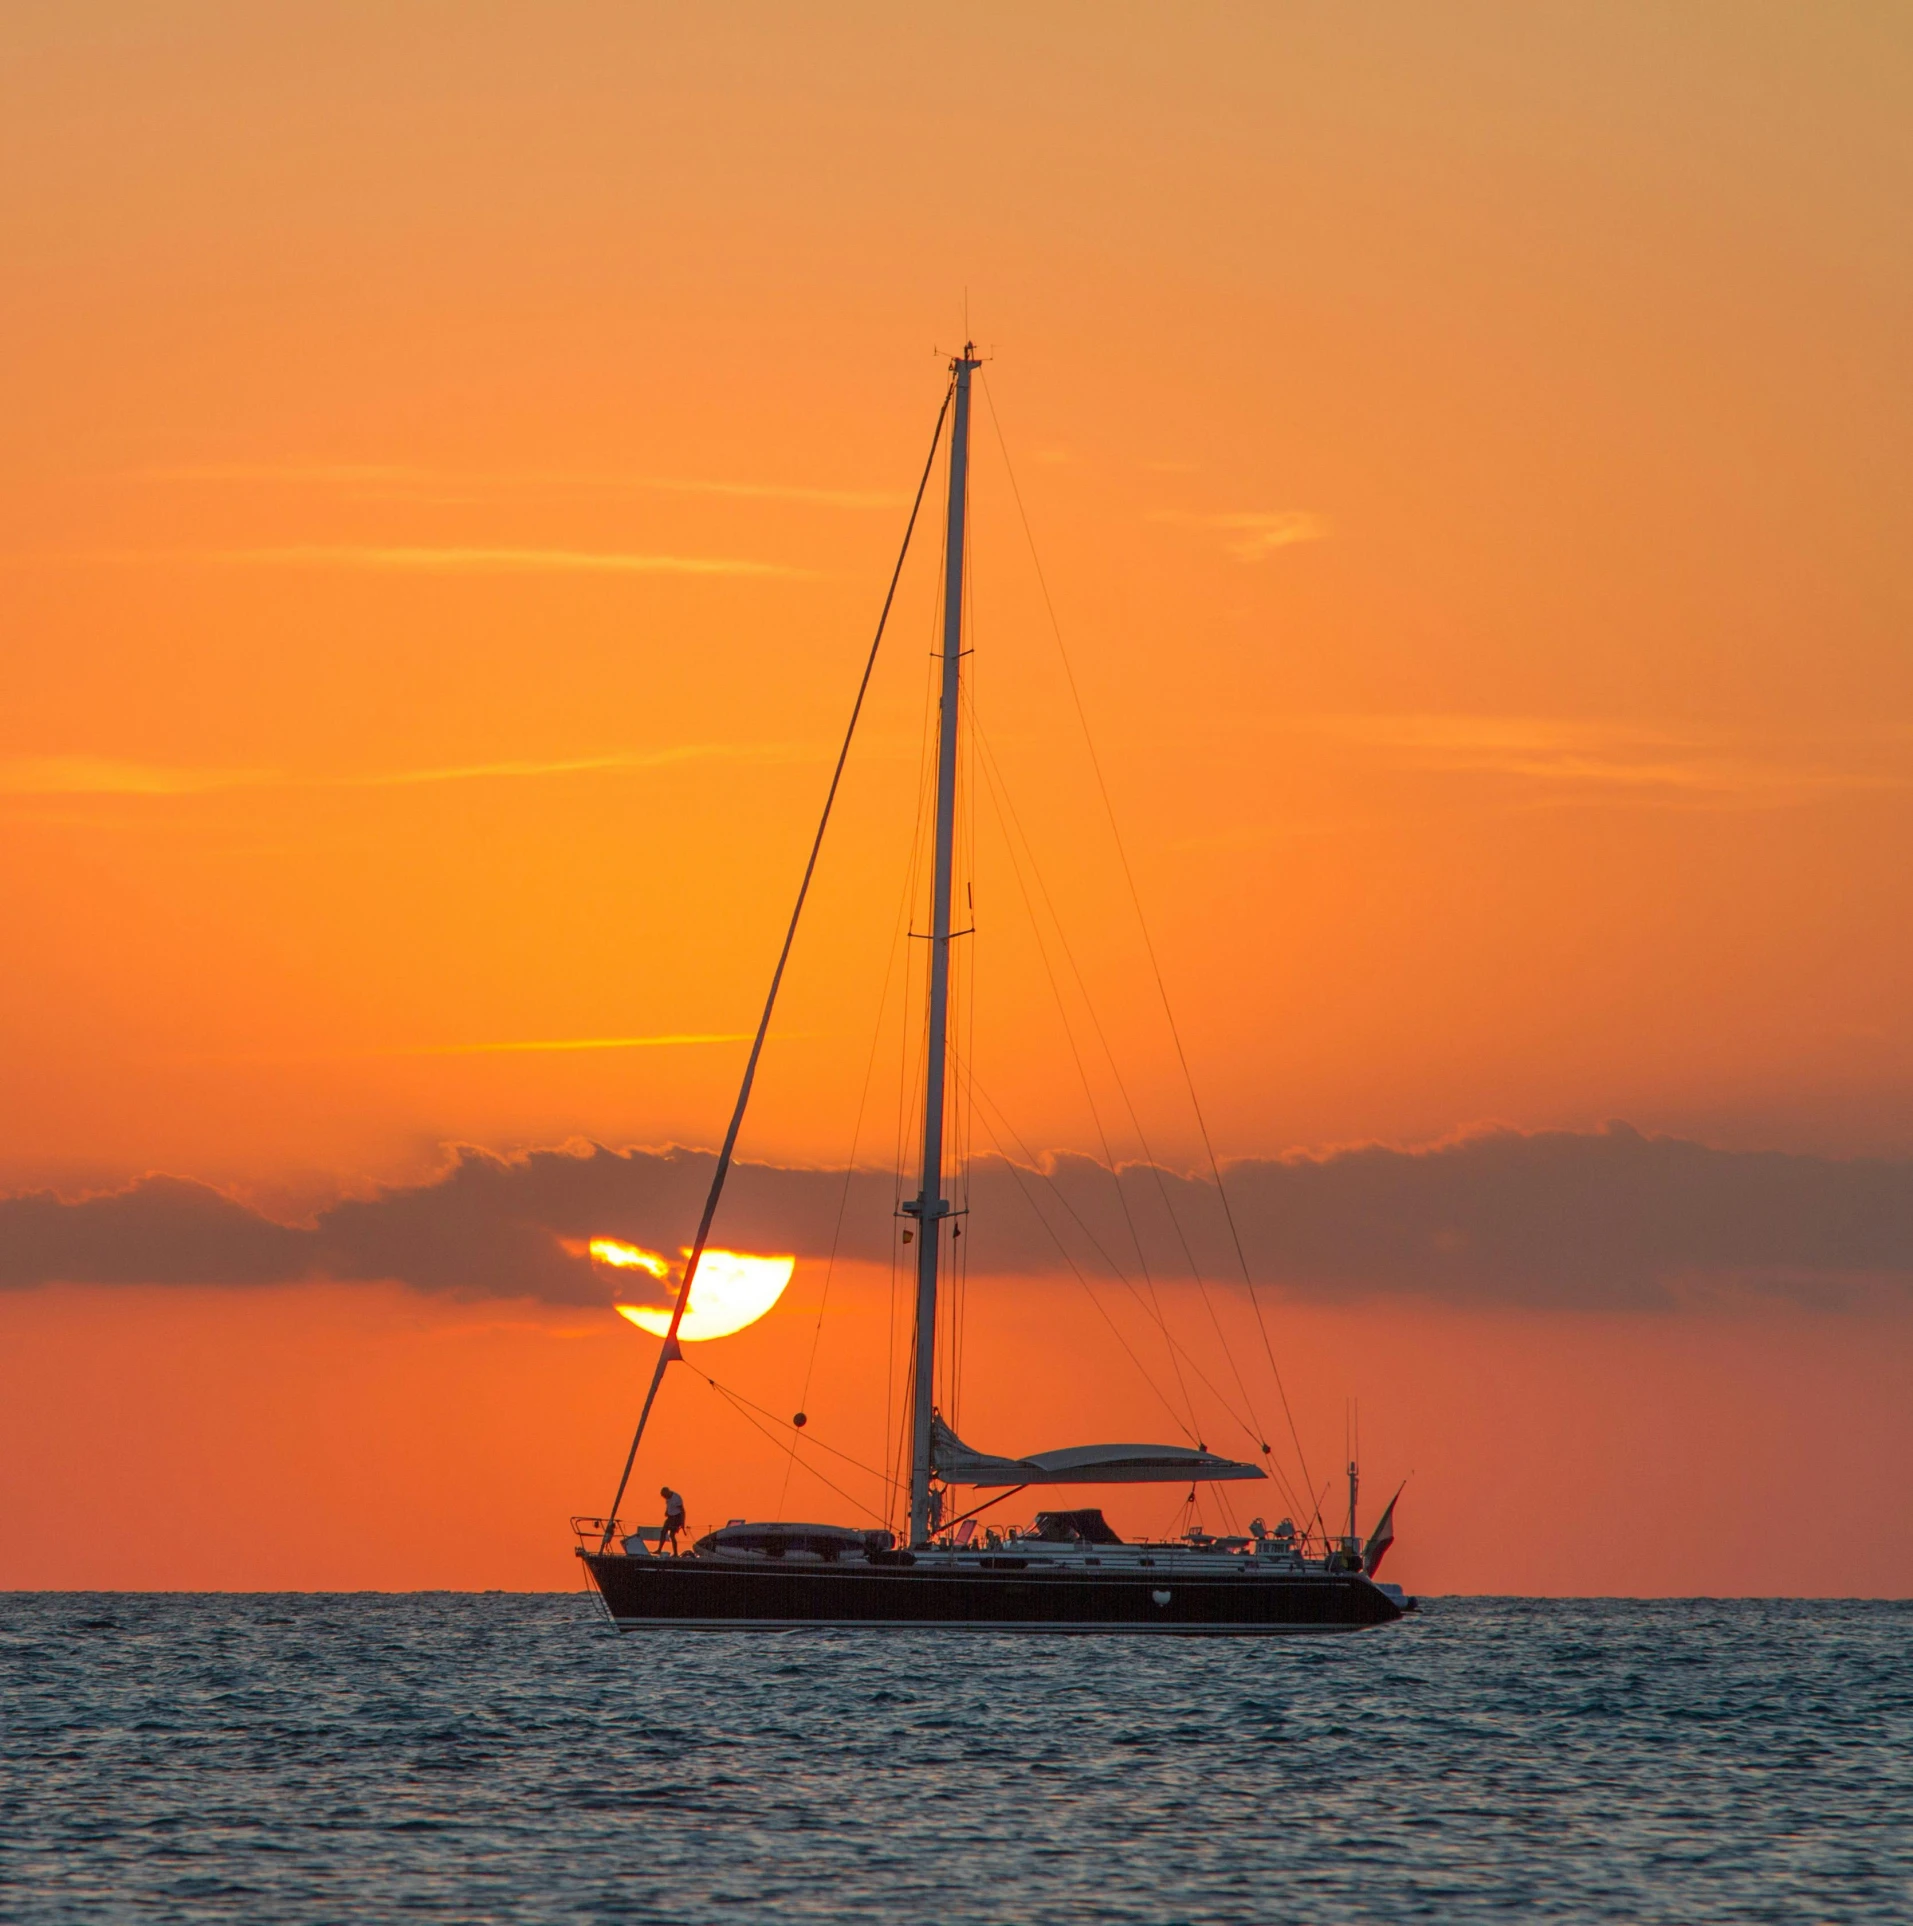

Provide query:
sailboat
left=575, top=347, right=1411, bottom=1633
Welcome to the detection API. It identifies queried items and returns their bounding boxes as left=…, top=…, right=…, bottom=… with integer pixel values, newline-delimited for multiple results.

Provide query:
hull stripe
left=580, top=1554, right=1402, bottom=1634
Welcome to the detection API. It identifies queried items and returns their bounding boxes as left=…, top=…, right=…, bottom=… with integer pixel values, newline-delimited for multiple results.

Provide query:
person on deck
left=659, top=1487, right=687, bottom=1555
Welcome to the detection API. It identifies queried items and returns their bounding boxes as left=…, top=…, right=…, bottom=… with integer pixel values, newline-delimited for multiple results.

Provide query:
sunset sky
left=4, top=4, right=1910, bottom=1596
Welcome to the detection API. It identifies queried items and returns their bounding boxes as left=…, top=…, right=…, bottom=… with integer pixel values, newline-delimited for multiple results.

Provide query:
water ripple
left=0, top=1595, right=1907, bottom=1922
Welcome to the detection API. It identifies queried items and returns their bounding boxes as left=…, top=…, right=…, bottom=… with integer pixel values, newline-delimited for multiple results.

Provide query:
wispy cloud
left=125, top=463, right=904, bottom=511
left=1296, top=714, right=1909, bottom=804
left=34, top=545, right=807, bottom=577
left=332, top=746, right=815, bottom=788
left=0, top=744, right=816, bottom=799
left=1150, top=509, right=1330, bottom=560
left=395, top=1033, right=755, bottom=1056
left=0, top=757, right=269, bottom=797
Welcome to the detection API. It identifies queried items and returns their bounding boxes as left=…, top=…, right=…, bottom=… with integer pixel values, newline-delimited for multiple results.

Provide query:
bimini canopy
left=930, top=1416, right=1264, bottom=1486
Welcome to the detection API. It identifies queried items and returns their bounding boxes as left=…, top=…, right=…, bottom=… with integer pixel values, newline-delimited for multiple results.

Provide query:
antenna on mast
left=1346, top=1399, right=1361, bottom=1554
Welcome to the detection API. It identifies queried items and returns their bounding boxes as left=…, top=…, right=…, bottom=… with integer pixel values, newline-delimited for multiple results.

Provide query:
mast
left=907, top=343, right=980, bottom=1546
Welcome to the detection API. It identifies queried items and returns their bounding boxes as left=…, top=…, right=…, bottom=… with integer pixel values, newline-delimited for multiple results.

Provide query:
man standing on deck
left=659, top=1486, right=687, bottom=1555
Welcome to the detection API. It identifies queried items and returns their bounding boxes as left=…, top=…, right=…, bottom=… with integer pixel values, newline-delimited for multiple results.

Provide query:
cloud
left=325, top=746, right=816, bottom=788
left=0, top=1175, right=312, bottom=1287
left=0, top=757, right=273, bottom=797
left=1285, top=715, right=1911, bottom=807
left=1150, top=510, right=1330, bottom=560
left=38, top=546, right=806, bottom=577
left=0, top=743, right=816, bottom=799
left=6, top=1126, right=1912, bottom=1312
left=125, top=463, right=905, bottom=511
left=395, top=1033, right=756, bottom=1056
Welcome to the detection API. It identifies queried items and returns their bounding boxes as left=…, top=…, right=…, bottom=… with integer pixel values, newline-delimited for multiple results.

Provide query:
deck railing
left=569, top=1515, right=625, bottom=1550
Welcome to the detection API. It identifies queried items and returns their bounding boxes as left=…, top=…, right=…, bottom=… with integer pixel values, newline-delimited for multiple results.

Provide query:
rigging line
left=952, top=1059, right=1301, bottom=1506
left=955, top=904, right=978, bottom=1434
left=958, top=1063, right=1259, bottom=1451
left=778, top=898, right=912, bottom=1519
left=967, top=716, right=1206, bottom=1405
left=889, top=637, right=939, bottom=1520
left=696, top=1376, right=887, bottom=1527
left=938, top=1485, right=1027, bottom=1535
left=971, top=709, right=1224, bottom=1276
left=894, top=534, right=948, bottom=1175
left=890, top=560, right=943, bottom=1224
left=598, top=378, right=956, bottom=1550
left=883, top=1232, right=901, bottom=1528
left=891, top=1319, right=920, bottom=1535
left=951, top=578, right=981, bottom=1432
left=779, top=735, right=928, bottom=1520
left=893, top=663, right=939, bottom=1524
left=699, top=1369, right=893, bottom=1485
left=962, top=1101, right=1195, bottom=1444
left=883, top=653, right=938, bottom=1530
left=959, top=1065, right=1309, bottom=1522
left=968, top=723, right=1201, bottom=1440
left=958, top=1066, right=1173, bottom=1355
left=979, top=370, right=1317, bottom=1509
left=970, top=720, right=1277, bottom=1477
left=959, top=1067, right=1240, bottom=1426
left=803, top=754, right=927, bottom=1386
left=947, top=793, right=977, bottom=1425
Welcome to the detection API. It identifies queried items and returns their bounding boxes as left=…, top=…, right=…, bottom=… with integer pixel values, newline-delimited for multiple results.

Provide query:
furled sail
left=930, top=1416, right=1265, bottom=1486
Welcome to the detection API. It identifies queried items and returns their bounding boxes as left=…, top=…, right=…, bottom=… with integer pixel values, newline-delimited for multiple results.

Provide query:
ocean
left=1, top=1593, right=1907, bottom=1922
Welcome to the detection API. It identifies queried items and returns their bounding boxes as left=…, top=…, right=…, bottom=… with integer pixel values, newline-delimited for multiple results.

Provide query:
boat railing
left=569, top=1515, right=626, bottom=1550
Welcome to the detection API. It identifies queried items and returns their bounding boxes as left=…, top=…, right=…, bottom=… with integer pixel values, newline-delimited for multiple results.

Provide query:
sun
left=596, top=1245, right=795, bottom=1342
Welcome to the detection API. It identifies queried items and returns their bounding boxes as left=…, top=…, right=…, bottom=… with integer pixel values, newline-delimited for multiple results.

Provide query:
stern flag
left=1363, top=1484, right=1405, bottom=1577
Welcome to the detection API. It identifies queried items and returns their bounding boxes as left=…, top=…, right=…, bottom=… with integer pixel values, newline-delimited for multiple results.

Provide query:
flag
left=1363, top=1484, right=1404, bottom=1576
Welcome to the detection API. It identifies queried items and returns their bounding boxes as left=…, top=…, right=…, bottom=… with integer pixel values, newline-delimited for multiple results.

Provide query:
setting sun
left=610, top=1250, right=795, bottom=1342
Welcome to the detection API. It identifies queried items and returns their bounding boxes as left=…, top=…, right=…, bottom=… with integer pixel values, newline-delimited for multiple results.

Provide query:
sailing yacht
left=575, top=347, right=1411, bottom=1634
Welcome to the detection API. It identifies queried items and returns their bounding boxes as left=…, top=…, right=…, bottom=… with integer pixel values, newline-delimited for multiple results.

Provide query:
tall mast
left=907, top=343, right=979, bottom=1546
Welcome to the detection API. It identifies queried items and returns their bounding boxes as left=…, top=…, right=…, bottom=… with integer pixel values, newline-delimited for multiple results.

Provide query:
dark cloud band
left=3, top=1124, right=1910, bottom=1311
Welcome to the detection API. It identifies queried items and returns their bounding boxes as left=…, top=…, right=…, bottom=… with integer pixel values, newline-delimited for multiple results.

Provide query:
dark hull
left=581, top=1553, right=1403, bottom=1634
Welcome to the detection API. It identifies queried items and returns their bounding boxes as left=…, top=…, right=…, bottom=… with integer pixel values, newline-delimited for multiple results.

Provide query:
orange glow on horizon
left=2, top=1275, right=1908, bottom=1596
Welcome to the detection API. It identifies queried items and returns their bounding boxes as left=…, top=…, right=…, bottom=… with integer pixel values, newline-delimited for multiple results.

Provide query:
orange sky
left=4, top=1272, right=1908, bottom=1597
left=3, top=6, right=1910, bottom=1593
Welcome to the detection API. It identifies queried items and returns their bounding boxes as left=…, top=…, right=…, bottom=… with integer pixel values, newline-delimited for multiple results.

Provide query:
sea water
left=1, top=1593, right=1907, bottom=1923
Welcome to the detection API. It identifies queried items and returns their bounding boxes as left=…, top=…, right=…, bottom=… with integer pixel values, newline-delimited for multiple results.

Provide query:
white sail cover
left=930, top=1417, right=1265, bottom=1486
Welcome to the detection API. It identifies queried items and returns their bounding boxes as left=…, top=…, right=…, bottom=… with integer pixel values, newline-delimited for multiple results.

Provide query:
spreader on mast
left=905, top=343, right=980, bottom=1548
